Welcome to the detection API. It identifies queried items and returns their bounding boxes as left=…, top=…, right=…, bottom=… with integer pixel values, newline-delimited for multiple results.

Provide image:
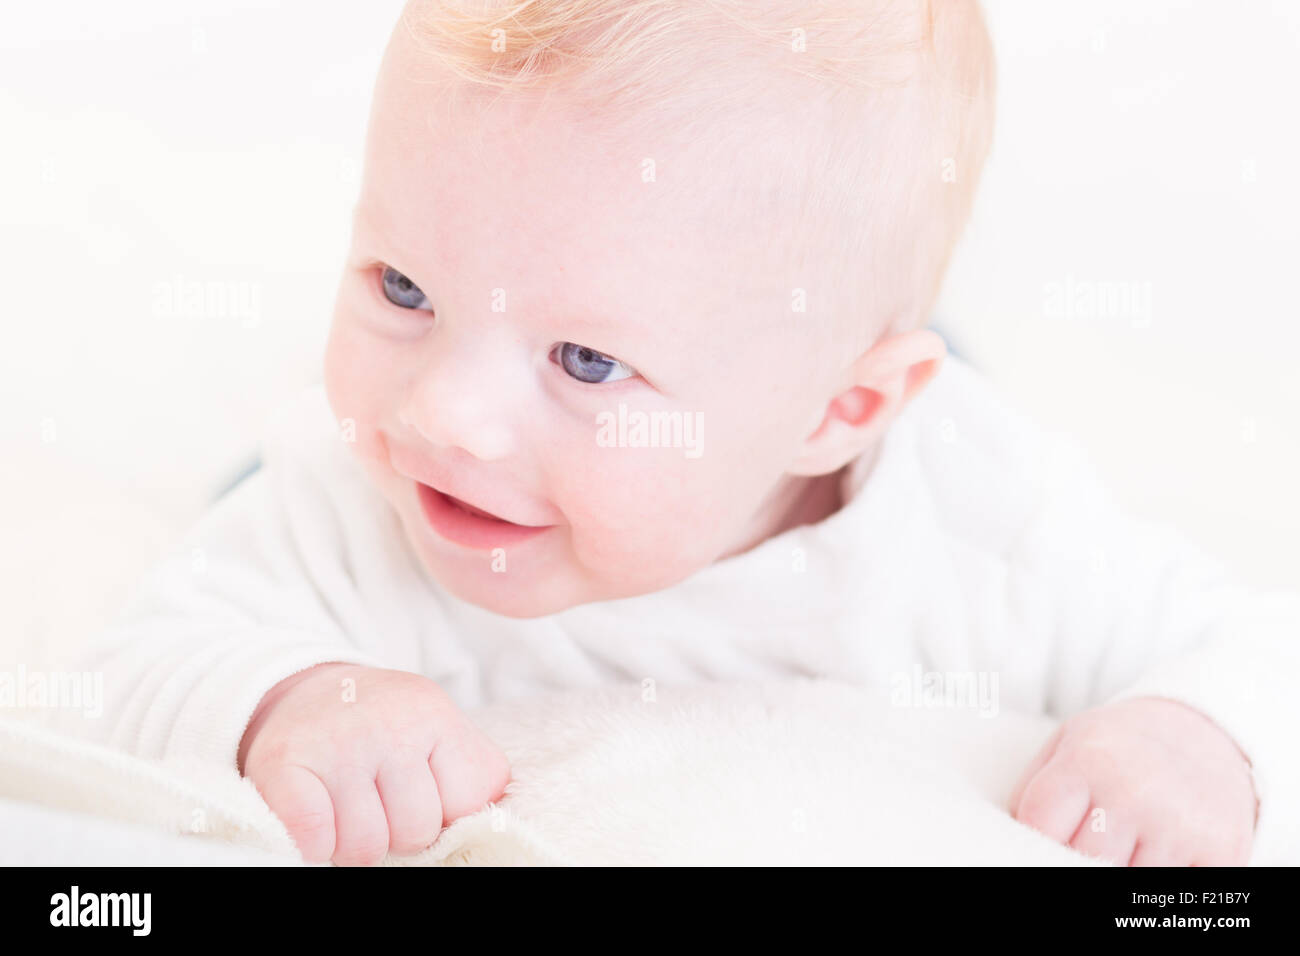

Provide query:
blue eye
left=554, top=343, right=637, bottom=384
left=380, top=266, right=431, bottom=310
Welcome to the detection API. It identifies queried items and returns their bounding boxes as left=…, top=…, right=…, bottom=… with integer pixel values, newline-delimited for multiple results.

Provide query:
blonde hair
left=400, top=0, right=995, bottom=347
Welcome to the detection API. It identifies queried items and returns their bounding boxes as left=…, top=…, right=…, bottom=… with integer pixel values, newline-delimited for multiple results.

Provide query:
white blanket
left=1, top=679, right=1100, bottom=866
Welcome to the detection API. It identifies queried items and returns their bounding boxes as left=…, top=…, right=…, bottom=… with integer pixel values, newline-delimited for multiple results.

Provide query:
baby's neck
left=776, top=469, right=846, bottom=535
left=721, top=445, right=881, bottom=561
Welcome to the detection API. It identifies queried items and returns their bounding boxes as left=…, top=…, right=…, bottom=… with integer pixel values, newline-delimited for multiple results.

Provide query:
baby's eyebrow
left=350, top=203, right=402, bottom=253
left=350, top=205, right=448, bottom=290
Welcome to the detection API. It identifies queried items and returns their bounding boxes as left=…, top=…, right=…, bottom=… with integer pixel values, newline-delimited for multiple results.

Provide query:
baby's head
left=325, top=0, right=995, bottom=616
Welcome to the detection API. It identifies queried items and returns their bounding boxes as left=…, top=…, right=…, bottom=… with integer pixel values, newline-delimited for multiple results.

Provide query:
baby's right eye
left=380, top=266, right=432, bottom=311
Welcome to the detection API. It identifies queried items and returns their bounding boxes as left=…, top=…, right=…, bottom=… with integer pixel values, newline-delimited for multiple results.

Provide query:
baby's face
left=325, top=28, right=846, bottom=616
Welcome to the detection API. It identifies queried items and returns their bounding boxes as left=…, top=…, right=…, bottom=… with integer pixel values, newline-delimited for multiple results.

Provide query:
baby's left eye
left=552, top=343, right=637, bottom=384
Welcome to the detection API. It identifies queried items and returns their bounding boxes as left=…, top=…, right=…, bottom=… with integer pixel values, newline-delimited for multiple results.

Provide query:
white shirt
left=47, top=355, right=1300, bottom=861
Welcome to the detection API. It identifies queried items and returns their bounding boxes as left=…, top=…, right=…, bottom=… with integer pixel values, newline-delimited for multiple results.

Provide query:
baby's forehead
left=380, top=17, right=829, bottom=206
left=375, top=77, right=809, bottom=283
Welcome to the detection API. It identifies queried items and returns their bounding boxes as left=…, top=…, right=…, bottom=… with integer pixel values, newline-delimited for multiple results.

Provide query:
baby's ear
left=787, top=328, right=946, bottom=477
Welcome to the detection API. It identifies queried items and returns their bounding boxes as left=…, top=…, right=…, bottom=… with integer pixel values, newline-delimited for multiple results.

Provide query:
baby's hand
left=238, top=663, right=510, bottom=866
left=1008, top=697, right=1257, bottom=865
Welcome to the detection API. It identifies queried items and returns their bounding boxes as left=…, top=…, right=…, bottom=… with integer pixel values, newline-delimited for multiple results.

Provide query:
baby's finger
left=328, top=772, right=391, bottom=867
left=1130, top=840, right=1184, bottom=867
left=1190, top=829, right=1254, bottom=866
left=1069, top=806, right=1137, bottom=865
left=1013, top=761, right=1091, bottom=845
left=256, top=763, right=335, bottom=864
left=429, top=721, right=512, bottom=823
left=1007, top=723, right=1067, bottom=813
left=376, top=757, right=444, bottom=856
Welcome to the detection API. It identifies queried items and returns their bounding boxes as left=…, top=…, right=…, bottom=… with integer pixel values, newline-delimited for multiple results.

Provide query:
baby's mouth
left=415, top=480, right=553, bottom=551
left=442, top=492, right=505, bottom=523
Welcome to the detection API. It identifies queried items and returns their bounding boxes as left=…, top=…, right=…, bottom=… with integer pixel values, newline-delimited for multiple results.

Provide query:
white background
left=1, top=1, right=1297, bottom=663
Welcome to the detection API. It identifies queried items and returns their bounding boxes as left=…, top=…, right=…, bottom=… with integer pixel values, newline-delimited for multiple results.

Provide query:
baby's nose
left=399, top=363, right=517, bottom=462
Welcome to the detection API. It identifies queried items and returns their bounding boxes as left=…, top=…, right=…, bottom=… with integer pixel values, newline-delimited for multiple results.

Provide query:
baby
left=64, top=0, right=1298, bottom=867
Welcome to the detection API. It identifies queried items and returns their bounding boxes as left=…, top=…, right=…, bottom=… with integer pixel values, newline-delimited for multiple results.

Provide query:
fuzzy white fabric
left=1, top=679, right=1101, bottom=866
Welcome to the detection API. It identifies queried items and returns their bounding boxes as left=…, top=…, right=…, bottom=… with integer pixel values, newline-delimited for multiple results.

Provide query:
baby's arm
left=43, top=389, right=507, bottom=864
left=43, top=459, right=389, bottom=770
left=1001, top=433, right=1300, bottom=865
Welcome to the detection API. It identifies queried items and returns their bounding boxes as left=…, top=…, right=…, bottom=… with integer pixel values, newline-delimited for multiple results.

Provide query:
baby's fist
left=238, top=663, right=510, bottom=866
left=1009, top=697, right=1257, bottom=866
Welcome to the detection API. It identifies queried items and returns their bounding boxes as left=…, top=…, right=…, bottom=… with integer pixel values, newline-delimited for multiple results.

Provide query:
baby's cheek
left=323, top=348, right=400, bottom=501
left=559, top=452, right=732, bottom=587
left=325, top=328, right=381, bottom=427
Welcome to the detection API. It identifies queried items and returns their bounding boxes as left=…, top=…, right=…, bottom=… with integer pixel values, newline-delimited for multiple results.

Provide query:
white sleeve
left=40, top=390, right=396, bottom=771
left=1012, top=434, right=1300, bottom=864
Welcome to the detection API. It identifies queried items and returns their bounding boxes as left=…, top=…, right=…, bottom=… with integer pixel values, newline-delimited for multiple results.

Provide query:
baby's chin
left=442, top=578, right=583, bottom=619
